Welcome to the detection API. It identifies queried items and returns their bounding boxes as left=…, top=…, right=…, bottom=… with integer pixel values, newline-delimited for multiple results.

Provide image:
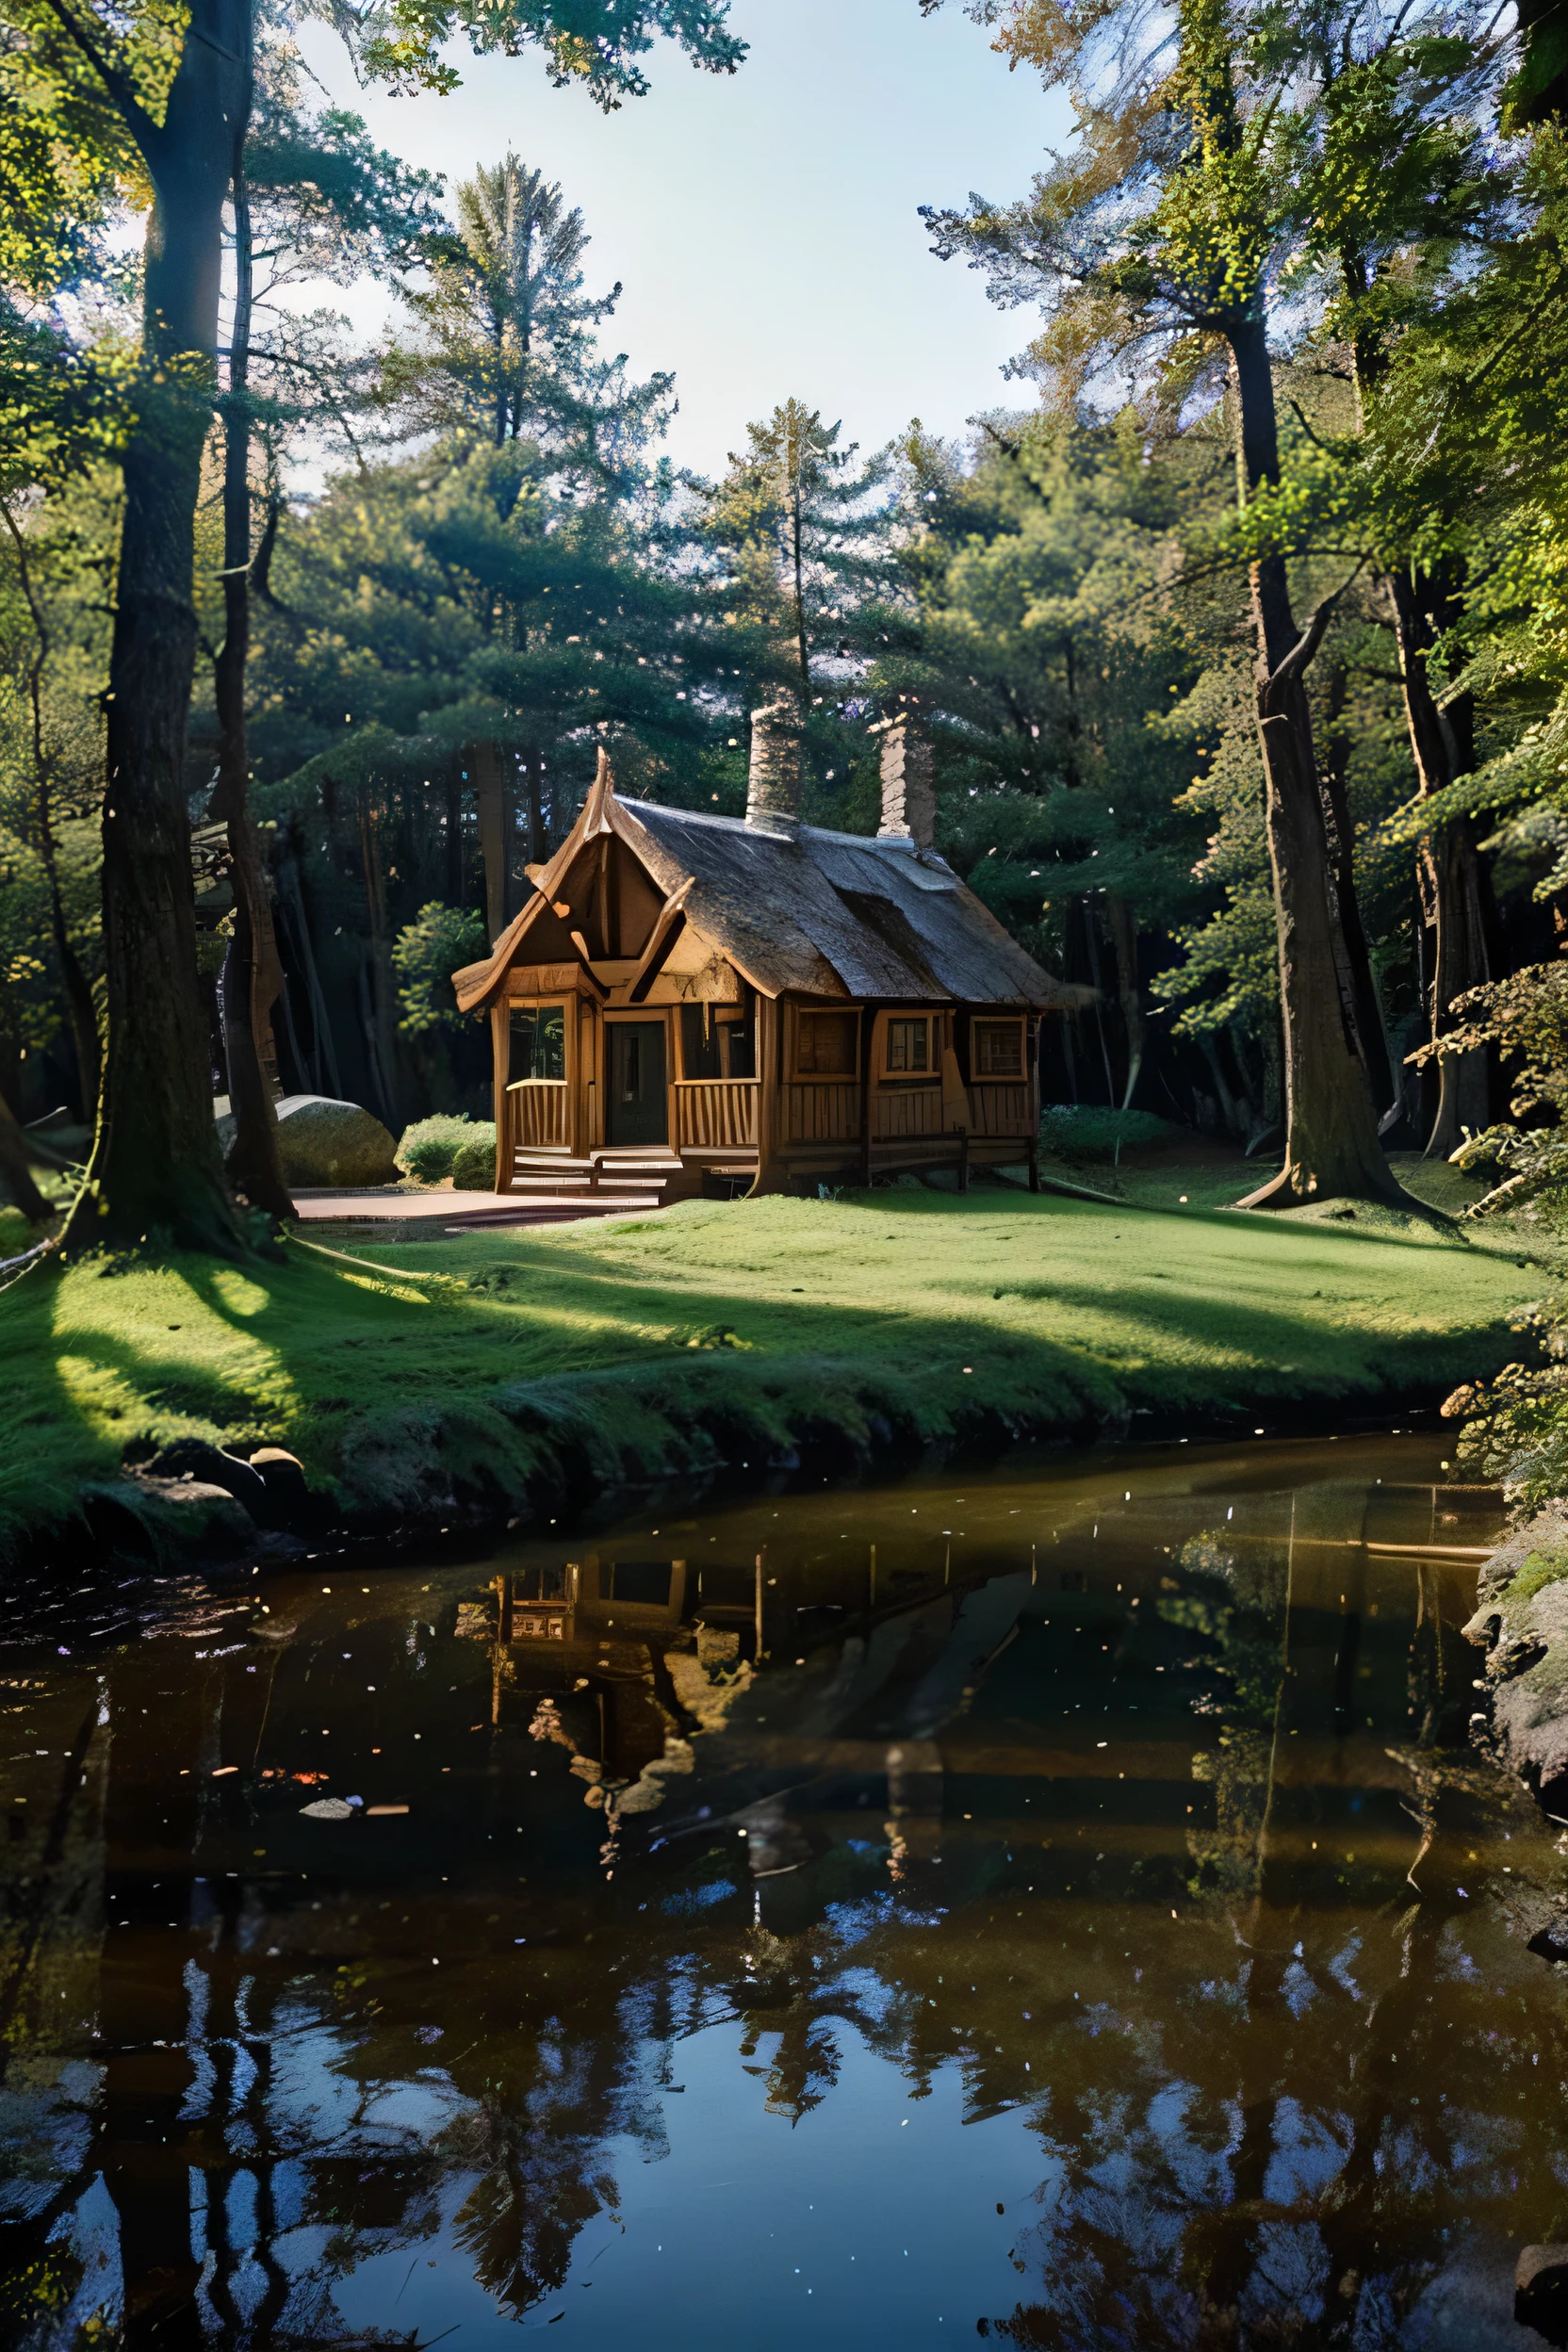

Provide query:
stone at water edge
left=1516, top=2245, right=1568, bottom=2345
left=1464, top=1503, right=1568, bottom=1820
left=214, top=1094, right=398, bottom=1187
left=247, top=1446, right=312, bottom=1527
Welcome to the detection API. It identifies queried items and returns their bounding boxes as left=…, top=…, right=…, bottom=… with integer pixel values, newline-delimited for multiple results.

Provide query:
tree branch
left=32, top=0, right=163, bottom=161
left=1267, top=558, right=1368, bottom=694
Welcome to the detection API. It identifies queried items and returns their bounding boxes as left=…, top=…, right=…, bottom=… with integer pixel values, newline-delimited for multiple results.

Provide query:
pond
left=3, top=1429, right=1565, bottom=2348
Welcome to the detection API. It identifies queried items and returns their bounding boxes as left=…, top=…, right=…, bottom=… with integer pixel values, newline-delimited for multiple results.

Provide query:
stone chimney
left=875, top=703, right=936, bottom=849
left=745, top=697, right=803, bottom=837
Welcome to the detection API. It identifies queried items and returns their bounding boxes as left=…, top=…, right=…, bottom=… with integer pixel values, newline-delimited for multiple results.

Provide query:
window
left=886, top=1018, right=930, bottom=1074
left=517, top=1562, right=569, bottom=1602
left=681, top=1002, right=756, bottom=1081
left=973, top=1021, right=1024, bottom=1078
left=606, top=1560, right=674, bottom=1607
left=797, top=1010, right=858, bottom=1075
left=509, top=1002, right=565, bottom=1083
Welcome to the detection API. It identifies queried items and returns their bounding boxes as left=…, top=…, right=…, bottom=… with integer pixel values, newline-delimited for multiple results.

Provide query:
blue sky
left=298, top=0, right=1073, bottom=478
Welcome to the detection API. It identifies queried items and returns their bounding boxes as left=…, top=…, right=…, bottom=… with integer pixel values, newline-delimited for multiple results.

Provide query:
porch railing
left=674, top=1079, right=758, bottom=1151
left=506, top=1078, right=569, bottom=1155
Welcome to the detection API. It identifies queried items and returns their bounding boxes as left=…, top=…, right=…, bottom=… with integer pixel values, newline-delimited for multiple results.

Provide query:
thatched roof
left=454, top=757, right=1081, bottom=1012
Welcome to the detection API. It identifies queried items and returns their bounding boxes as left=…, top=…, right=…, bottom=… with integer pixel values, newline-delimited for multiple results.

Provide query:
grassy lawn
left=0, top=1161, right=1554, bottom=1560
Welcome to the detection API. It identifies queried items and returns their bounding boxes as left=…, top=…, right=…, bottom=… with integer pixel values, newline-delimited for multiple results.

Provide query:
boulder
left=247, top=1446, right=314, bottom=1527
left=1464, top=1504, right=1568, bottom=1819
left=142, top=1436, right=270, bottom=1517
left=215, top=1095, right=398, bottom=1188
left=122, top=1476, right=257, bottom=1561
left=1517, top=2245, right=1568, bottom=2344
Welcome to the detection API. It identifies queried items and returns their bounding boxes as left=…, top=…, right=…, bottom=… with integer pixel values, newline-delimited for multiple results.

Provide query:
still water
left=3, top=1431, right=1565, bottom=2348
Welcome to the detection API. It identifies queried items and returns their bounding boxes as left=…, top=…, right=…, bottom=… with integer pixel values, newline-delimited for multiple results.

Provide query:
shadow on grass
left=3, top=1189, right=1541, bottom=1562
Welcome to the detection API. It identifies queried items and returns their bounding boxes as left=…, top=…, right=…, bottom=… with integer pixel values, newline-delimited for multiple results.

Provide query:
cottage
left=452, top=705, right=1082, bottom=1201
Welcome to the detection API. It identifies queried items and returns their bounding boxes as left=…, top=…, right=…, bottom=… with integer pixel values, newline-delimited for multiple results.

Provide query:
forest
left=3, top=0, right=1568, bottom=1268
left=13, top=9, right=1568, bottom=2344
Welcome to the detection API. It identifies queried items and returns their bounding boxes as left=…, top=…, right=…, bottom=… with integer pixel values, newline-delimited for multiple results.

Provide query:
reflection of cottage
left=453, top=708, right=1083, bottom=1200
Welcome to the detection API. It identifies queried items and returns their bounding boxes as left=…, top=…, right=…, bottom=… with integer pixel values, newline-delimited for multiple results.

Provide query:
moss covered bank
left=1, top=1172, right=1550, bottom=1572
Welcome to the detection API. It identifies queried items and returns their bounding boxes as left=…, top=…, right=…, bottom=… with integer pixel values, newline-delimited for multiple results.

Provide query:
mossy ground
left=1, top=1153, right=1554, bottom=1561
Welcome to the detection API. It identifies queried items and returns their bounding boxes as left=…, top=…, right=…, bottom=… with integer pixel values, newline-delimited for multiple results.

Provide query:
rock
left=247, top=1446, right=314, bottom=1528
left=142, top=1437, right=269, bottom=1517
left=123, top=1476, right=256, bottom=1561
left=215, top=1094, right=398, bottom=1188
left=300, top=1797, right=355, bottom=1821
left=1517, top=2245, right=1568, bottom=2344
left=1464, top=1506, right=1568, bottom=1821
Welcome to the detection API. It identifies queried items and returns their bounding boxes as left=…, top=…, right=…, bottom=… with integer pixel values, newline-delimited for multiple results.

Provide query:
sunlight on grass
left=4, top=1179, right=1555, bottom=1558
left=209, top=1268, right=272, bottom=1317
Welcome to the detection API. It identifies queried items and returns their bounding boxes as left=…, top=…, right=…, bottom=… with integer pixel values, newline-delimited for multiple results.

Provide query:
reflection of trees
left=2, top=1463, right=1558, bottom=2351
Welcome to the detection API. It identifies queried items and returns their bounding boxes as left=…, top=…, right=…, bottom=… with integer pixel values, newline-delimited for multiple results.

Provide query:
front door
left=606, top=1021, right=668, bottom=1147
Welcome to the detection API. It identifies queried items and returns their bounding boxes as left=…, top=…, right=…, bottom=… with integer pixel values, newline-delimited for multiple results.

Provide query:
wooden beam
left=490, top=1003, right=511, bottom=1191
left=747, top=995, right=791, bottom=1196
left=627, top=878, right=694, bottom=1003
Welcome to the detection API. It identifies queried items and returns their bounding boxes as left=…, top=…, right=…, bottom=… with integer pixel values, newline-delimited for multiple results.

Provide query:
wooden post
left=748, top=995, right=790, bottom=1195
left=754, top=1549, right=767, bottom=1659
left=491, top=1003, right=511, bottom=1192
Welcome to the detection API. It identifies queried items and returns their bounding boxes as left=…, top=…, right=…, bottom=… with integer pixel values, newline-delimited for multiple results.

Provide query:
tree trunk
left=60, top=0, right=254, bottom=1257
left=357, top=789, right=405, bottom=1129
left=445, top=753, right=465, bottom=902
left=1385, top=568, right=1493, bottom=1157
left=0, top=500, right=102, bottom=1122
left=0, top=1094, right=53, bottom=1225
left=209, top=142, right=293, bottom=1217
left=1320, top=662, right=1397, bottom=1121
left=1224, top=323, right=1404, bottom=1210
left=523, top=746, right=546, bottom=862
left=276, top=849, right=341, bottom=1097
left=1105, top=892, right=1145, bottom=1110
left=472, top=740, right=507, bottom=939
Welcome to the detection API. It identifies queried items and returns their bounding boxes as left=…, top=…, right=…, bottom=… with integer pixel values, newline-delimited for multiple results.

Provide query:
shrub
left=451, top=1125, right=498, bottom=1192
left=396, top=1114, right=479, bottom=1184
left=1040, top=1104, right=1178, bottom=1160
left=392, top=901, right=488, bottom=1036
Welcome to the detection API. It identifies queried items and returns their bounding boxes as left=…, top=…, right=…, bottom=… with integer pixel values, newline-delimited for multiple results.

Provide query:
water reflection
left=3, top=1434, right=1564, bottom=2348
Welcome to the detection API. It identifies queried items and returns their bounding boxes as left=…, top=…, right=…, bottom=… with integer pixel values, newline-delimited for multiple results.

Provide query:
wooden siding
left=967, top=1082, right=1033, bottom=1137
left=871, top=1084, right=943, bottom=1140
left=784, top=1081, right=860, bottom=1143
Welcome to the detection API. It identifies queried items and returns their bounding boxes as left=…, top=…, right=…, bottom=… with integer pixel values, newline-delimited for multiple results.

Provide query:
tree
left=702, top=397, right=895, bottom=698
left=922, top=0, right=1511, bottom=1205
left=870, top=412, right=1214, bottom=1113
left=384, top=152, right=662, bottom=464
left=25, top=0, right=743, bottom=1257
left=208, top=39, right=444, bottom=1216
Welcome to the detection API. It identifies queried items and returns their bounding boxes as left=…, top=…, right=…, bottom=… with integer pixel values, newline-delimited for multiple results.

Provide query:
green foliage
left=1416, top=958, right=1568, bottom=1216
left=874, top=416, right=1208, bottom=949
left=395, top=1112, right=482, bottom=1182
left=450, top=1126, right=498, bottom=1190
left=392, top=901, right=487, bottom=1036
left=1039, top=1105, right=1176, bottom=1159
left=382, top=152, right=669, bottom=470
left=1503, top=1545, right=1568, bottom=1607
left=356, top=0, right=745, bottom=103
left=701, top=396, right=896, bottom=694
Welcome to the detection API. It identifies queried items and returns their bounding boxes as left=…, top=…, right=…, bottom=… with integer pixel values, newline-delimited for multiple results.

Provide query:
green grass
left=1, top=1164, right=1554, bottom=1560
